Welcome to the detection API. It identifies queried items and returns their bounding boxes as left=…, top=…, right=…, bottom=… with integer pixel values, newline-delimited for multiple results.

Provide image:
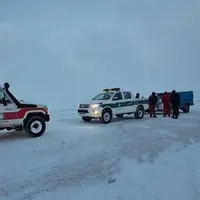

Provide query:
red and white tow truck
left=0, top=82, right=50, bottom=137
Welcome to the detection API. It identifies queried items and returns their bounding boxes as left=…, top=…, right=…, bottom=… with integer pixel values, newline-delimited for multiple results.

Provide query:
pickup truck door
left=0, top=89, right=17, bottom=128
left=122, top=91, right=134, bottom=113
left=112, top=92, right=133, bottom=114
left=112, top=92, right=124, bottom=114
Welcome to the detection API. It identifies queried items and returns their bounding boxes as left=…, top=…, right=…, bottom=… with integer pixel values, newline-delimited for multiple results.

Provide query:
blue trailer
left=156, top=91, right=194, bottom=113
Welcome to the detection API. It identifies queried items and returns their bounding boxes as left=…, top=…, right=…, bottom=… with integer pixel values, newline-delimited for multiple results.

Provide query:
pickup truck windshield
left=92, top=92, right=114, bottom=100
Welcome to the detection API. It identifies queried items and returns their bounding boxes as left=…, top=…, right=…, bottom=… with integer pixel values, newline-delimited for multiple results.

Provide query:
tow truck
left=0, top=82, right=50, bottom=137
left=78, top=88, right=149, bottom=124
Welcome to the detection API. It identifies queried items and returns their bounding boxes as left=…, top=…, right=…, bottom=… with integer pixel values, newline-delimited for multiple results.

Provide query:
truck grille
left=78, top=109, right=89, bottom=114
left=79, top=104, right=89, bottom=108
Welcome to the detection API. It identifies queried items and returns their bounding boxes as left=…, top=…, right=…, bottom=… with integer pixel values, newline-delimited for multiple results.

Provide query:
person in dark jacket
left=170, top=90, right=180, bottom=119
left=162, top=91, right=171, bottom=117
left=148, top=92, right=158, bottom=117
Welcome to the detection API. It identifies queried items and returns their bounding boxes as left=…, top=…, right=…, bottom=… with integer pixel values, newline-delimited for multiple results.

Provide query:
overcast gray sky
left=0, top=0, right=199, bottom=109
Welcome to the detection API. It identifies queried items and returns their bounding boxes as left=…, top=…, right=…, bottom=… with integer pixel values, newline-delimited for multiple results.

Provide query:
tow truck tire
left=82, top=117, right=92, bottom=122
left=101, top=109, right=112, bottom=124
left=24, top=116, right=46, bottom=137
left=134, top=106, right=144, bottom=119
left=116, top=114, right=124, bottom=118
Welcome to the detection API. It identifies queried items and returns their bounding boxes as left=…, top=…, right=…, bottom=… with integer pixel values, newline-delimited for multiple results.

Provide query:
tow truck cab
left=0, top=82, right=50, bottom=137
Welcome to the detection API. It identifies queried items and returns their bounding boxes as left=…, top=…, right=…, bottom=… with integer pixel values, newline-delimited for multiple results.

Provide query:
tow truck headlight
left=90, top=104, right=101, bottom=108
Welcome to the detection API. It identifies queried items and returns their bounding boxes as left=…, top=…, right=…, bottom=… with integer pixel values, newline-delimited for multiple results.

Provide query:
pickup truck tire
left=101, top=109, right=112, bottom=124
left=135, top=106, right=144, bottom=119
left=183, top=103, right=190, bottom=113
left=82, top=117, right=92, bottom=122
left=24, top=116, right=46, bottom=137
left=116, top=114, right=124, bottom=118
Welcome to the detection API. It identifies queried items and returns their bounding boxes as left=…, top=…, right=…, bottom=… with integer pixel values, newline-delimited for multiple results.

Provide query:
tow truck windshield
left=92, top=92, right=114, bottom=100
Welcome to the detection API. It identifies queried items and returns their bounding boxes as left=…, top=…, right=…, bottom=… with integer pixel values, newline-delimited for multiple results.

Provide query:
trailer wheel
left=183, top=103, right=190, bottom=113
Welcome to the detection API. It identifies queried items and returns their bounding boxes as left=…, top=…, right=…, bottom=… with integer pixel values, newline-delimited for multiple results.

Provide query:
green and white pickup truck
left=78, top=88, right=149, bottom=124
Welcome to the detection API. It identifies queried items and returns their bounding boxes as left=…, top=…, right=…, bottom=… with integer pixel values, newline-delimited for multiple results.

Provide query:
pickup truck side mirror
left=113, top=96, right=119, bottom=100
left=2, top=97, right=7, bottom=106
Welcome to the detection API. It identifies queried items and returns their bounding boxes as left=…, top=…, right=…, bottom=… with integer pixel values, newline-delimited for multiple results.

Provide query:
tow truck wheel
left=82, top=117, right=92, bottom=122
left=135, top=106, right=144, bottom=119
left=101, top=109, right=112, bottom=124
left=24, top=116, right=46, bottom=137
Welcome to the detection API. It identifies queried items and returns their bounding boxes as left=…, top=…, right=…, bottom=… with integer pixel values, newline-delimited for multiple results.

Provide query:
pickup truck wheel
left=116, top=114, right=124, bottom=118
left=82, top=117, right=92, bottom=122
left=24, top=116, right=46, bottom=137
left=183, top=104, right=190, bottom=113
left=101, top=109, right=112, bottom=124
left=135, top=106, right=144, bottom=119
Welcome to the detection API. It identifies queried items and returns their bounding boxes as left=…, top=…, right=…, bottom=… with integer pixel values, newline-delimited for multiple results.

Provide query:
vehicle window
left=113, top=92, right=123, bottom=100
left=92, top=92, right=114, bottom=100
left=123, top=92, right=131, bottom=99
left=0, top=89, right=11, bottom=104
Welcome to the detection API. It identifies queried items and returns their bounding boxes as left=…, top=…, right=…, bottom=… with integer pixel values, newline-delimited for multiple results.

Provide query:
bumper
left=43, top=114, right=50, bottom=122
left=77, top=108, right=102, bottom=118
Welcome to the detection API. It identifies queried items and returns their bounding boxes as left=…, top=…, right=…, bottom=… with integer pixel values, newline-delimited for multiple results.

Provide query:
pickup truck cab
left=0, top=82, right=50, bottom=137
left=78, top=88, right=149, bottom=123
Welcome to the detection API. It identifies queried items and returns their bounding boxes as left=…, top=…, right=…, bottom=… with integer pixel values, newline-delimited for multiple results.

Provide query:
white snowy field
left=0, top=102, right=200, bottom=200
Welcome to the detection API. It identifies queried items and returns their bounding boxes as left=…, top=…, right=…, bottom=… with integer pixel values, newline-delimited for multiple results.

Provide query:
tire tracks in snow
left=1, top=115, right=200, bottom=200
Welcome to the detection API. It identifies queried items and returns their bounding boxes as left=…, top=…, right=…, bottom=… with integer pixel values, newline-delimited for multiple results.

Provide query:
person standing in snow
left=162, top=91, right=171, bottom=117
left=170, top=90, right=180, bottom=119
left=148, top=92, right=158, bottom=117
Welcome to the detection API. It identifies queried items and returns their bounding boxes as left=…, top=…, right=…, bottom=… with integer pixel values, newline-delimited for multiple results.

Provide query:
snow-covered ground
left=0, top=102, right=200, bottom=200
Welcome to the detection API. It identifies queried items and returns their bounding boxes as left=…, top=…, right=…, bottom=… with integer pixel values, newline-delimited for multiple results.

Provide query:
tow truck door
left=0, top=89, right=17, bottom=127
